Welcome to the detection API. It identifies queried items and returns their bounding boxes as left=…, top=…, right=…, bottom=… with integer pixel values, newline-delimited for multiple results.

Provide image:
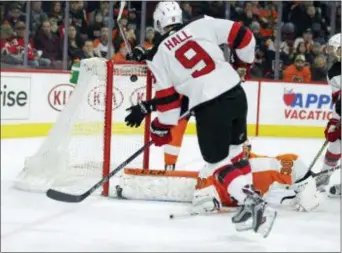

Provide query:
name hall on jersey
left=164, top=31, right=193, bottom=50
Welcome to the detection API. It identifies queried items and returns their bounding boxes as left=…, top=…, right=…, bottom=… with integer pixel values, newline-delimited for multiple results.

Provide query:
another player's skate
left=315, top=172, right=332, bottom=191
left=164, top=164, right=176, bottom=171
left=232, top=186, right=277, bottom=238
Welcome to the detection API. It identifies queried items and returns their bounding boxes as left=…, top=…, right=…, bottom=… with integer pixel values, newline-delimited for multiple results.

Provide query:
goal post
left=14, top=58, right=153, bottom=196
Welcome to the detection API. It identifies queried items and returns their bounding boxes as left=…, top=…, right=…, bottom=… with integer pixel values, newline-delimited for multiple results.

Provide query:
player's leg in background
left=317, top=140, right=341, bottom=190
left=164, top=117, right=189, bottom=170
left=163, top=96, right=190, bottom=171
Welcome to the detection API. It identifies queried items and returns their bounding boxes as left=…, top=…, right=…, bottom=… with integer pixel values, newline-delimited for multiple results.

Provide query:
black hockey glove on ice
left=125, top=101, right=155, bottom=128
left=126, top=47, right=147, bottom=62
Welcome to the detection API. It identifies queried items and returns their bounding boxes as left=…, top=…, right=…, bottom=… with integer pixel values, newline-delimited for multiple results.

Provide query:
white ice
left=1, top=136, right=341, bottom=252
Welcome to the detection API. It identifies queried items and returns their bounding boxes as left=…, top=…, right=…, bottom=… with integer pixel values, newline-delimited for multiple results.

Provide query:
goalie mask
left=153, top=1, right=183, bottom=35
left=327, top=33, right=341, bottom=62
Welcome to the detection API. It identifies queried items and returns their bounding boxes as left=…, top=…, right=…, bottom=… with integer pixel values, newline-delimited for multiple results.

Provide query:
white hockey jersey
left=327, top=61, right=341, bottom=119
left=146, top=16, right=256, bottom=125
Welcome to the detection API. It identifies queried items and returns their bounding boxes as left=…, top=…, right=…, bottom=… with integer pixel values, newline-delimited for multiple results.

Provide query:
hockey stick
left=295, top=121, right=340, bottom=183
left=117, top=1, right=132, bottom=54
left=46, top=140, right=154, bottom=203
left=169, top=207, right=233, bottom=220
left=311, top=164, right=341, bottom=178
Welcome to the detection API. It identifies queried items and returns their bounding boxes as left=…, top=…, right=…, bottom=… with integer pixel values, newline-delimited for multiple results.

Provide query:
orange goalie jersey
left=120, top=152, right=308, bottom=207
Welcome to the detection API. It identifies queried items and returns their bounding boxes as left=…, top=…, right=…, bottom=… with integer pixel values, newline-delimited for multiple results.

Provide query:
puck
left=130, top=75, right=138, bottom=82
left=169, top=214, right=174, bottom=219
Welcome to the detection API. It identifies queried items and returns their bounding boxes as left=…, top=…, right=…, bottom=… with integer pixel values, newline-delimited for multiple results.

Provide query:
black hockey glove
left=126, top=46, right=147, bottom=62
left=125, top=101, right=155, bottom=128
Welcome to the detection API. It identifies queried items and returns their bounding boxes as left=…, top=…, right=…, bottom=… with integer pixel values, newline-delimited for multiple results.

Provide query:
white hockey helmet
left=153, top=1, right=183, bottom=35
left=327, top=33, right=341, bottom=61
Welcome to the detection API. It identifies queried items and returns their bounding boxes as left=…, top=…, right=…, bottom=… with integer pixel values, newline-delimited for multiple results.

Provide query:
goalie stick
left=296, top=121, right=341, bottom=183
left=46, top=140, right=153, bottom=203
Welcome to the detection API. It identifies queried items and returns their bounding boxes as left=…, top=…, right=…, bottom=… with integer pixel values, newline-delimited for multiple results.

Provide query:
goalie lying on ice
left=119, top=142, right=321, bottom=212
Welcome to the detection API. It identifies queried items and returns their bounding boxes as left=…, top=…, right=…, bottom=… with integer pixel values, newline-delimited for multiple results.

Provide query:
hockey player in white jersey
left=316, top=33, right=341, bottom=196
left=128, top=2, right=276, bottom=237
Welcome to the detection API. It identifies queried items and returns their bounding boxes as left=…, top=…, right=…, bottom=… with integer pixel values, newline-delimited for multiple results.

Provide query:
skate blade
left=256, top=208, right=277, bottom=238
left=235, top=219, right=253, bottom=232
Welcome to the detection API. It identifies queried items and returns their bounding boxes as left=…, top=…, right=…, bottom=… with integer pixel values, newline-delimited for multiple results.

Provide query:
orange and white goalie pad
left=118, top=153, right=315, bottom=207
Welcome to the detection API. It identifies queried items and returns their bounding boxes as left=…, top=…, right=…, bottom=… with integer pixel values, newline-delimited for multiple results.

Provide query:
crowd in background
left=0, top=1, right=340, bottom=82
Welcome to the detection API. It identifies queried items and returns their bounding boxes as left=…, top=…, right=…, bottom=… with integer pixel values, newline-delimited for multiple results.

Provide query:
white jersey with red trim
left=146, top=16, right=256, bottom=125
left=327, top=61, right=341, bottom=120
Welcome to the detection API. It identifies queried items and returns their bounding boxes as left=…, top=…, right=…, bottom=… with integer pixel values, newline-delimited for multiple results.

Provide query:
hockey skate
left=164, top=164, right=176, bottom=171
left=232, top=186, right=277, bottom=238
left=315, top=172, right=332, bottom=192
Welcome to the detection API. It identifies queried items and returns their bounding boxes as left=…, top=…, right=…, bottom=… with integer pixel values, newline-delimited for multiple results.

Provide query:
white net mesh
left=14, top=58, right=150, bottom=196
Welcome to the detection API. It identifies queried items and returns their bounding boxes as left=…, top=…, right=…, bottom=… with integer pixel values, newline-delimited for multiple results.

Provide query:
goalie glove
left=291, top=176, right=320, bottom=212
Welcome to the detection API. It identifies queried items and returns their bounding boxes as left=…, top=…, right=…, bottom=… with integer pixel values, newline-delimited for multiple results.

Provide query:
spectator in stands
left=250, top=21, right=264, bottom=46
left=49, top=1, right=63, bottom=25
left=87, top=10, right=104, bottom=40
left=14, top=21, right=51, bottom=67
left=34, top=19, right=63, bottom=68
left=239, top=2, right=255, bottom=27
left=250, top=44, right=267, bottom=78
left=5, top=3, right=25, bottom=27
left=127, top=8, right=139, bottom=41
left=305, top=42, right=322, bottom=66
left=311, top=55, right=328, bottom=81
left=263, top=39, right=290, bottom=78
left=31, top=1, right=48, bottom=34
left=283, top=2, right=304, bottom=36
left=181, top=2, right=193, bottom=23
left=49, top=17, right=60, bottom=36
left=128, top=8, right=139, bottom=29
left=143, top=27, right=155, bottom=50
left=89, top=1, right=110, bottom=26
left=69, top=1, right=88, bottom=39
left=259, top=1, right=278, bottom=39
left=291, top=42, right=307, bottom=63
left=304, top=5, right=329, bottom=39
left=283, top=54, right=311, bottom=83
left=293, top=28, right=314, bottom=54
left=77, top=39, right=100, bottom=60
left=67, top=24, right=83, bottom=63
left=0, top=23, right=22, bottom=65
left=93, top=26, right=114, bottom=58
left=112, top=43, right=128, bottom=63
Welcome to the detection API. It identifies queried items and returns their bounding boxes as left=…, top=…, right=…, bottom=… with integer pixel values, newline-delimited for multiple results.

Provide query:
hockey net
left=14, top=58, right=152, bottom=196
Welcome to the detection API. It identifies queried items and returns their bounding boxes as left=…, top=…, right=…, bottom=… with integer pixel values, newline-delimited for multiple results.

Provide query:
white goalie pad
left=118, top=169, right=198, bottom=202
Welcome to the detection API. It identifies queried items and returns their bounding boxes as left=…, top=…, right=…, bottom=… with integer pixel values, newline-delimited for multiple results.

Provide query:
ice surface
left=1, top=136, right=340, bottom=252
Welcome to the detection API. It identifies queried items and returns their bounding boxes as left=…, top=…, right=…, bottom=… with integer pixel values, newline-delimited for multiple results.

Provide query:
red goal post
left=14, top=58, right=154, bottom=197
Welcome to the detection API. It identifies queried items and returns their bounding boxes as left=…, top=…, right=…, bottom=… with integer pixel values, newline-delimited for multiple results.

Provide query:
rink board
left=1, top=69, right=330, bottom=139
